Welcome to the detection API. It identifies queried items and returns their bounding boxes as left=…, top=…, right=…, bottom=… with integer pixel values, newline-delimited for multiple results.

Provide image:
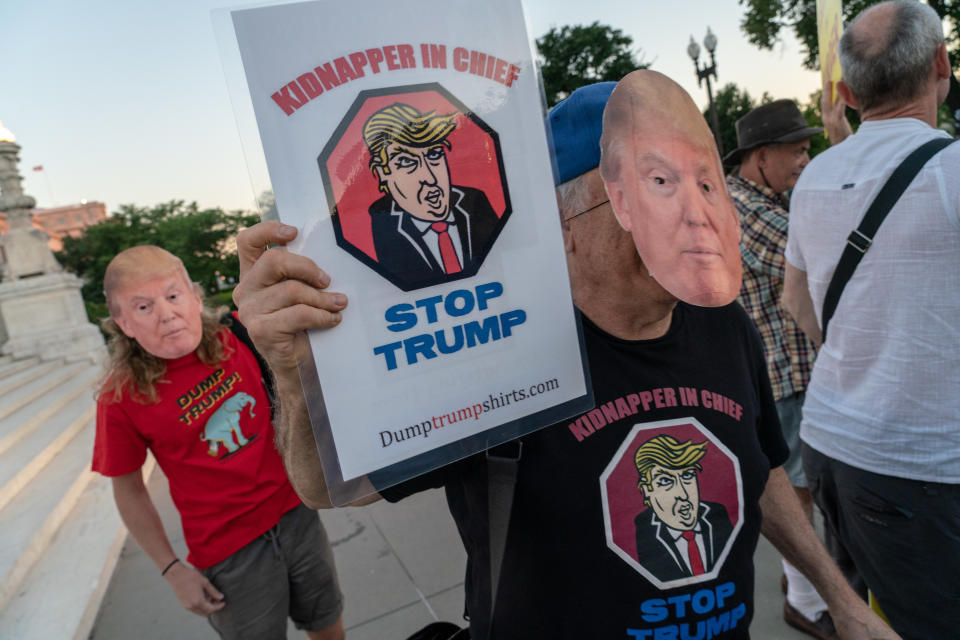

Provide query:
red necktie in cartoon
left=681, top=530, right=705, bottom=575
left=431, top=222, right=462, bottom=274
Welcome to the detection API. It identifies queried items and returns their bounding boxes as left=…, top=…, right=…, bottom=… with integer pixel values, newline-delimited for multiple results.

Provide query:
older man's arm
left=760, top=468, right=899, bottom=640
left=821, top=76, right=853, bottom=146
left=782, top=263, right=822, bottom=348
left=232, top=221, right=380, bottom=508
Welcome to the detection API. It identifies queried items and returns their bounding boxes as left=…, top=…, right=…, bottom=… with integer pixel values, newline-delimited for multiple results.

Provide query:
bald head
left=599, top=70, right=719, bottom=185
left=848, top=2, right=899, bottom=58
left=840, top=0, right=945, bottom=113
left=105, top=246, right=191, bottom=317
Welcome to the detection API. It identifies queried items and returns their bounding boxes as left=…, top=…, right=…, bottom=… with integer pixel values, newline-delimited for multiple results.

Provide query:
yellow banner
left=817, top=0, right=844, bottom=104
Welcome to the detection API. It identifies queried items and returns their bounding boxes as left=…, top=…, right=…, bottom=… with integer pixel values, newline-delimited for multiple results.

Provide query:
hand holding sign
left=816, top=0, right=851, bottom=145
left=817, top=0, right=843, bottom=105
left=234, top=221, right=348, bottom=380
left=228, top=0, right=590, bottom=503
left=820, top=76, right=852, bottom=146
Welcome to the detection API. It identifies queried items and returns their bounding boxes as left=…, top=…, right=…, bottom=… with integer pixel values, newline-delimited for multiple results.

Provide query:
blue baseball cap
left=547, top=81, right=617, bottom=186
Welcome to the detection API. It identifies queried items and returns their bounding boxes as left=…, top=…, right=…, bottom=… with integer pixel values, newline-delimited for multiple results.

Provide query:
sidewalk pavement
left=88, top=467, right=810, bottom=639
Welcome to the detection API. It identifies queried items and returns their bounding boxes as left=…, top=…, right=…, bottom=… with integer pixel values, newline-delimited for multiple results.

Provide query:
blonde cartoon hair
left=362, top=103, right=457, bottom=189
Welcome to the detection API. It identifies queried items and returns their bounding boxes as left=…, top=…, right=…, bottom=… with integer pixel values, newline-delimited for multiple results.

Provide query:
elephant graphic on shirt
left=201, top=391, right=256, bottom=457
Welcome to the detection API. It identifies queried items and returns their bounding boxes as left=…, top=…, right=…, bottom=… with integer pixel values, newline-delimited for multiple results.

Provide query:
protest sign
left=225, top=0, right=592, bottom=503
left=817, top=0, right=844, bottom=105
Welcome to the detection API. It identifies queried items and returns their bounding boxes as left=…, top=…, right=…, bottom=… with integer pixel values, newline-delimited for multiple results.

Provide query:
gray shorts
left=775, top=391, right=807, bottom=488
left=201, top=504, right=343, bottom=639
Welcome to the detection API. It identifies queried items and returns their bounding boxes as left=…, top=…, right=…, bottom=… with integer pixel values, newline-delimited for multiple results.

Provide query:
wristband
left=161, top=558, right=180, bottom=577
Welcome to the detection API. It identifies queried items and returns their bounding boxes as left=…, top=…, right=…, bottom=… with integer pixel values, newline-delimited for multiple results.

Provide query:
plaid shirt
left=727, top=175, right=815, bottom=401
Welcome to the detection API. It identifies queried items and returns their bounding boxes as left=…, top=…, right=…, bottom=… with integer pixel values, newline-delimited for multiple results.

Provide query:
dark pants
left=803, top=443, right=960, bottom=640
left=201, top=504, right=343, bottom=640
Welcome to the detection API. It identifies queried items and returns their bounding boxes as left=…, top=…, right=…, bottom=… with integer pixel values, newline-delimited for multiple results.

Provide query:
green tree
left=707, top=83, right=763, bottom=160
left=799, top=90, right=832, bottom=159
left=56, top=200, right=258, bottom=307
left=257, top=190, right=278, bottom=221
left=536, top=22, right=649, bottom=107
left=738, top=0, right=960, bottom=125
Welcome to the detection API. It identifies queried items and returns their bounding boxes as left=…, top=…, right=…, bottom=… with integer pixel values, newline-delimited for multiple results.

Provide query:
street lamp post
left=687, top=27, right=722, bottom=155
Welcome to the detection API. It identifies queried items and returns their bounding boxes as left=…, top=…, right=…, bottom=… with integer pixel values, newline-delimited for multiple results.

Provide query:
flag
left=32, top=165, right=43, bottom=172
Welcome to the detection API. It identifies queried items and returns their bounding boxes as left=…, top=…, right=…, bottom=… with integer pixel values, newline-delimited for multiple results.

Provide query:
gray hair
left=556, top=169, right=599, bottom=221
left=839, top=0, right=944, bottom=112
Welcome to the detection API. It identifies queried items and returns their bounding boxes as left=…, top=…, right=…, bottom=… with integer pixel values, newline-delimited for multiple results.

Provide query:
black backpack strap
left=220, top=312, right=277, bottom=419
left=821, top=136, right=957, bottom=340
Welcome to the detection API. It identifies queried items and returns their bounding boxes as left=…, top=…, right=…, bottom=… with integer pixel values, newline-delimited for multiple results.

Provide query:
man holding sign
left=234, top=73, right=895, bottom=639
left=784, top=1, right=960, bottom=637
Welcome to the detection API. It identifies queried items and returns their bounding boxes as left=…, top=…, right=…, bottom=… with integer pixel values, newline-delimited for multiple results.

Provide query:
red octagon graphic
left=599, top=418, right=744, bottom=589
left=319, top=83, right=511, bottom=291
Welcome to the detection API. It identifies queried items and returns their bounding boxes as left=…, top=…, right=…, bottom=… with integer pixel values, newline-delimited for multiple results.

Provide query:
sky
left=0, top=0, right=822, bottom=215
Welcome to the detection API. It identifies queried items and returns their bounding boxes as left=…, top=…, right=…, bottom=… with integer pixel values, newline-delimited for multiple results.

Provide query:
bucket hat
left=723, top=99, right=822, bottom=166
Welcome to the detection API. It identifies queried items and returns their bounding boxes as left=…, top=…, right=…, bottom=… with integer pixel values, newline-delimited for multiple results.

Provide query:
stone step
left=0, top=472, right=122, bottom=640
left=0, top=356, right=151, bottom=639
left=0, top=362, right=100, bottom=459
left=0, top=397, right=96, bottom=514
left=0, top=420, right=96, bottom=610
left=0, top=457, right=157, bottom=640
left=0, top=356, right=39, bottom=381
left=0, top=360, right=92, bottom=430
left=0, top=359, right=61, bottom=399
left=0, top=360, right=57, bottom=395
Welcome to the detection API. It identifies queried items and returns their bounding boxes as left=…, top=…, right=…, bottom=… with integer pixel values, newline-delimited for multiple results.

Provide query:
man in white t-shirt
left=783, top=2, right=960, bottom=638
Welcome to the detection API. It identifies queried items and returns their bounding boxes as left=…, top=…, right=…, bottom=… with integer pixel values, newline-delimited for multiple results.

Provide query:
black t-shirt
left=382, top=302, right=788, bottom=639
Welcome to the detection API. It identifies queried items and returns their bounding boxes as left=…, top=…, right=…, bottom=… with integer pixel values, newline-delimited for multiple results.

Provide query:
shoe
left=783, top=601, right=838, bottom=640
left=781, top=573, right=787, bottom=595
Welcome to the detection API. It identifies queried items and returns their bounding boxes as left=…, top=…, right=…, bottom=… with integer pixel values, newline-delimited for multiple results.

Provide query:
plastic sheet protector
left=220, top=0, right=592, bottom=504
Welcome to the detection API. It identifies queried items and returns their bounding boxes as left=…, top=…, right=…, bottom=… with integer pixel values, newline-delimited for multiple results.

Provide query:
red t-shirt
left=92, top=328, right=301, bottom=569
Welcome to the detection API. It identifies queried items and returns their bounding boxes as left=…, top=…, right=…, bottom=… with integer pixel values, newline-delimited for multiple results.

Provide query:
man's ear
left=373, top=166, right=388, bottom=187
left=639, top=484, right=651, bottom=503
left=605, top=180, right=632, bottom=232
left=935, top=42, right=951, bottom=79
left=556, top=191, right=576, bottom=254
left=113, top=312, right=135, bottom=338
left=754, top=145, right=770, bottom=170
left=560, top=217, right=575, bottom=253
left=836, top=81, right=858, bottom=110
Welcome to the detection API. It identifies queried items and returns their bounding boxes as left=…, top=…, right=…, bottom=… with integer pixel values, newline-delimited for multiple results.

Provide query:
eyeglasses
left=563, top=199, right=610, bottom=222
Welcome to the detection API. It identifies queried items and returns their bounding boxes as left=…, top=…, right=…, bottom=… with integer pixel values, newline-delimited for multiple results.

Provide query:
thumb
left=236, top=221, right=298, bottom=277
left=202, top=576, right=225, bottom=602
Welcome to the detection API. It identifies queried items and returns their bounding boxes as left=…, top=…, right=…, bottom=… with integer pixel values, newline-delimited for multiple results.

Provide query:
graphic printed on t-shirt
left=175, top=367, right=260, bottom=460
left=600, top=418, right=743, bottom=590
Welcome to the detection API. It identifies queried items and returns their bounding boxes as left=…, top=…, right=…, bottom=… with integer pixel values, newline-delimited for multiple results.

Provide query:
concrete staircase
left=0, top=354, right=135, bottom=640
